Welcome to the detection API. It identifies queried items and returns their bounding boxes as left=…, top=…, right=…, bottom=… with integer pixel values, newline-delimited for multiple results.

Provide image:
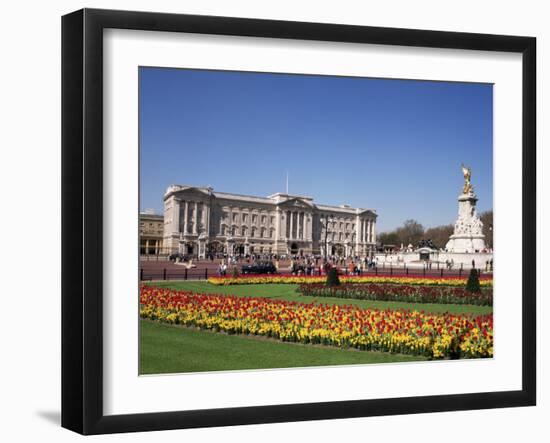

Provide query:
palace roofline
left=164, top=184, right=376, bottom=215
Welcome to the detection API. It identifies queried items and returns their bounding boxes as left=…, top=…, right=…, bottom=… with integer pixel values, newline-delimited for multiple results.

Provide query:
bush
left=466, top=268, right=481, bottom=293
left=298, top=282, right=492, bottom=306
left=326, top=268, right=340, bottom=287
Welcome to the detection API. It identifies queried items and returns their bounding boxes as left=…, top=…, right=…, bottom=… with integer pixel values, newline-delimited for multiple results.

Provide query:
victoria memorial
left=163, top=185, right=377, bottom=258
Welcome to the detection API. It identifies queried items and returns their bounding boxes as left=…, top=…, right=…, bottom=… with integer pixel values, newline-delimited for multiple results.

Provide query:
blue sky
left=139, top=67, right=493, bottom=232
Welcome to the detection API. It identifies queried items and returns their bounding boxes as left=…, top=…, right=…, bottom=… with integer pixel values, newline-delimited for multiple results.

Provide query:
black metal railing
left=139, top=265, right=489, bottom=281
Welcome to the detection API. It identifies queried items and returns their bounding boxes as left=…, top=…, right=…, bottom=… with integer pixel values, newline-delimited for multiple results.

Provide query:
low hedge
left=298, top=283, right=493, bottom=306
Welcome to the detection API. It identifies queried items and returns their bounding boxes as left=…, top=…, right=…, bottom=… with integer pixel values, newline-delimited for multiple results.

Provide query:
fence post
left=390, top=266, right=393, bottom=276
left=205, top=268, right=208, bottom=280
left=423, top=266, right=426, bottom=277
left=163, top=268, right=166, bottom=280
left=375, top=267, right=378, bottom=276
left=440, top=268, right=443, bottom=277
left=406, top=267, right=408, bottom=276
left=140, top=268, right=143, bottom=281
left=185, top=268, right=188, bottom=280
left=459, top=268, right=462, bottom=277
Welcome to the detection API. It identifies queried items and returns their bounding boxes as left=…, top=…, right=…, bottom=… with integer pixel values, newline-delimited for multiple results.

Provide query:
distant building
left=139, top=212, right=164, bottom=255
left=163, top=184, right=377, bottom=258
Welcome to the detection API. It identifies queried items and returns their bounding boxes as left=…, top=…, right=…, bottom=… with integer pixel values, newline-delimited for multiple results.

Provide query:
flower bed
left=207, top=274, right=493, bottom=288
left=298, top=283, right=493, bottom=306
left=140, top=286, right=493, bottom=359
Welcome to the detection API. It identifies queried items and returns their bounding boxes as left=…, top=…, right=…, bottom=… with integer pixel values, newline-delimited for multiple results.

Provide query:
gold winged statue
left=461, top=163, right=473, bottom=194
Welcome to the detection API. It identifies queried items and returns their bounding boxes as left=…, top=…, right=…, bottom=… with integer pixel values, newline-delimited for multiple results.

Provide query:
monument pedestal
left=445, top=192, right=487, bottom=253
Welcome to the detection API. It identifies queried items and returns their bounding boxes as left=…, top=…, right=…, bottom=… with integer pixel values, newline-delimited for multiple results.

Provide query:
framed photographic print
left=61, top=8, right=536, bottom=435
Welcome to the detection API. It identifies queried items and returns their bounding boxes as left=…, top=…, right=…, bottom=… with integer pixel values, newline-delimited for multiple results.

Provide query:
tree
left=424, top=224, right=454, bottom=249
left=377, top=231, right=400, bottom=247
left=326, top=268, right=340, bottom=287
left=466, top=268, right=481, bottom=293
left=479, top=210, right=493, bottom=249
left=396, top=219, right=424, bottom=247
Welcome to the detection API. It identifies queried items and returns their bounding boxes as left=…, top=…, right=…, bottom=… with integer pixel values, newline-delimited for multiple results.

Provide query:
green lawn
left=140, top=281, right=491, bottom=374
left=140, top=319, right=428, bottom=374
left=145, top=281, right=493, bottom=315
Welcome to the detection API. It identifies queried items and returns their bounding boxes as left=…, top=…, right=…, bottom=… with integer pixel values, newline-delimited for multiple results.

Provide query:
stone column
left=289, top=211, right=294, bottom=240
left=145, top=239, right=149, bottom=255
left=193, top=202, right=198, bottom=234
left=368, top=219, right=373, bottom=243
left=355, top=215, right=361, bottom=250
left=183, top=201, right=188, bottom=234
left=172, top=199, right=180, bottom=235
left=202, top=203, right=207, bottom=234
left=205, top=203, right=210, bottom=237
left=302, top=212, right=306, bottom=240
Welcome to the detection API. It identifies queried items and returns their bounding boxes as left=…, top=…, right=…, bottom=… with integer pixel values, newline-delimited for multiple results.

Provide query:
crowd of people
left=211, top=252, right=381, bottom=277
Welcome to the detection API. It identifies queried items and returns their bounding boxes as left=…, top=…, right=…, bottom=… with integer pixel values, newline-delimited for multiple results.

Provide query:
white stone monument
left=445, top=164, right=487, bottom=253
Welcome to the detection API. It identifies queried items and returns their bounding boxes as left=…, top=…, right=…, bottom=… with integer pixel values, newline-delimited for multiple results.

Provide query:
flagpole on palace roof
left=286, top=171, right=289, bottom=194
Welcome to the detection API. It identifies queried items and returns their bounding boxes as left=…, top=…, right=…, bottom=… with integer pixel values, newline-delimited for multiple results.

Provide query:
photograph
left=138, top=67, right=494, bottom=375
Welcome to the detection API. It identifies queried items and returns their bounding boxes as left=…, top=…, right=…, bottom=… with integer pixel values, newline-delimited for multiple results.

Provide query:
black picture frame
left=61, top=8, right=536, bottom=435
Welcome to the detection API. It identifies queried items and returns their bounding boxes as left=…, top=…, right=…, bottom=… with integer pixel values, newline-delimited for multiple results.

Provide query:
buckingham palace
left=163, top=184, right=377, bottom=259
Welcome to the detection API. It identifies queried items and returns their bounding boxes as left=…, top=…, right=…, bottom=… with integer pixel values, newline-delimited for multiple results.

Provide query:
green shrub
left=466, top=268, right=481, bottom=293
left=326, top=268, right=340, bottom=287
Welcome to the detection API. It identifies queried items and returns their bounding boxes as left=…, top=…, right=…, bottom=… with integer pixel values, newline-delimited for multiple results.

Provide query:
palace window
left=252, top=214, right=257, bottom=224
left=242, top=214, right=248, bottom=223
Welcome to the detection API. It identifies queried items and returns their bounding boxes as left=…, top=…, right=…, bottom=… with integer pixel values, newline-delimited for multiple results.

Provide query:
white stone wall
left=375, top=251, right=493, bottom=269
left=162, top=185, right=377, bottom=257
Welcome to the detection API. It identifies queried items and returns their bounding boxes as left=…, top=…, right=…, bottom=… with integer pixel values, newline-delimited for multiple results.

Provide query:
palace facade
left=163, top=185, right=377, bottom=258
left=139, top=211, right=164, bottom=255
